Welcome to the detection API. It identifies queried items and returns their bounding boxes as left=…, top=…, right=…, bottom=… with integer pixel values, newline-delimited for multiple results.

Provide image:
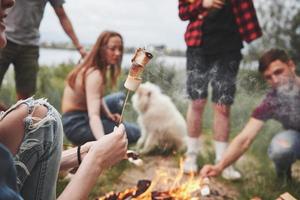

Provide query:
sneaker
left=183, top=153, right=198, bottom=174
left=221, top=165, right=242, bottom=180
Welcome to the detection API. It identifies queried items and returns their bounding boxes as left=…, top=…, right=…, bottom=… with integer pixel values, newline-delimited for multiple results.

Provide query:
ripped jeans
left=0, top=97, right=63, bottom=200
left=268, top=130, right=300, bottom=179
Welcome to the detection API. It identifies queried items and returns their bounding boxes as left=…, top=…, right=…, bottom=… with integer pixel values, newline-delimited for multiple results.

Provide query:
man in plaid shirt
left=178, top=0, right=262, bottom=179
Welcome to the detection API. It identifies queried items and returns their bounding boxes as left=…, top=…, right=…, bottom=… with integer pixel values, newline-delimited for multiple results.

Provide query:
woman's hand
left=77, top=45, right=87, bottom=58
left=58, top=125, right=128, bottom=200
left=108, top=113, right=122, bottom=123
left=88, top=124, right=128, bottom=169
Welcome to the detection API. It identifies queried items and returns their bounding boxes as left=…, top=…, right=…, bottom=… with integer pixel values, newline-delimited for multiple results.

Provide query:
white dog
left=132, top=82, right=187, bottom=154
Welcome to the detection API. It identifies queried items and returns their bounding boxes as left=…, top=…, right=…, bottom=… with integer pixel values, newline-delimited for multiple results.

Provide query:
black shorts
left=186, top=48, right=242, bottom=105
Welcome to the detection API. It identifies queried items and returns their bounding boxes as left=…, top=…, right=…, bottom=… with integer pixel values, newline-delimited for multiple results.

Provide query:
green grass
left=1, top=61, right=300, bottom=199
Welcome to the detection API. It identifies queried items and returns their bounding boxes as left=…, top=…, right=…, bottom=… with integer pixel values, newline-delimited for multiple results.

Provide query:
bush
left=36, top=63, right=73, bottom=111
left=237, top=69, right=268, bottom=94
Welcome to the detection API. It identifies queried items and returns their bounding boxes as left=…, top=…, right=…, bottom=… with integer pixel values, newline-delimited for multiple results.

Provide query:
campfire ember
left=97, top=160, right=211, bottom=200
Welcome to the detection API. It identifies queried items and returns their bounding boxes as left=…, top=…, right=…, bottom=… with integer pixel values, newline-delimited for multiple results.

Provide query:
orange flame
left=98, top=158, right=209, bottom=200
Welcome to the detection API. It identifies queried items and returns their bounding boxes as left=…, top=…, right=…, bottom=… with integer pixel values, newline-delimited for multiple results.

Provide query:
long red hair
left=67, top=31, right=123, bottom=91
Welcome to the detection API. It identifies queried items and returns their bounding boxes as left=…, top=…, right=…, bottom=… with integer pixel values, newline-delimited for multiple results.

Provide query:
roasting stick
left=118, top=89, right=130, bottom=125
left=118, top=48, right=153, bottom=167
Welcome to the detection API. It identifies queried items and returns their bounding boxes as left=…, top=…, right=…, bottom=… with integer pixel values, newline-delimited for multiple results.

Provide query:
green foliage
left=0, top=62, right=74, bottom=111
left=36, top=63, right=73, bottom=112
left=247, top=0, right=300, bottom=71
left=0, top=69, right=16, bottom=106
left=237, top=69, right=268, bottom=94
left=289, top=8, right=300, bottom=72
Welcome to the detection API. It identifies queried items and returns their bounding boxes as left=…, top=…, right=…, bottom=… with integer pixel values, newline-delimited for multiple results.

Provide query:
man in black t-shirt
left=201, top=49, right=300, bottom=182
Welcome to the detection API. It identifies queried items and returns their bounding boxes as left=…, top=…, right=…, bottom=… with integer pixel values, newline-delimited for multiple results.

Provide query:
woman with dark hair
left=62, top=31, right=140, bottom=145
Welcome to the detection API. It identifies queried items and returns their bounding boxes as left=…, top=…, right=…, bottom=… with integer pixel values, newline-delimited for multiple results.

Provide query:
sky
left=40, top=0, right=188, bottom=50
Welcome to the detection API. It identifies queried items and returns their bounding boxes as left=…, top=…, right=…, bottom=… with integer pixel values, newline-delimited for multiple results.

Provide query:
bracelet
left=77, top=145, right=82, bottom=165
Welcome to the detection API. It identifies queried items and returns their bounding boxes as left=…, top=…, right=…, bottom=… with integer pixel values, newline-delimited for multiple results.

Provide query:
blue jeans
left=0, top=97, right=63, bottom=200
left=0, top=144, right=22, bottom=200
left=62, top=92, right=141, bottom=145
left=268, top=130, right=300, bottom=179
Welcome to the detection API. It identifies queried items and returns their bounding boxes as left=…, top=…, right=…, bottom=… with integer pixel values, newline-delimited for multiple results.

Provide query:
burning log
left=97, top=180, right=151, bottom=200
left=97, top=178, right=212, bottom=200
left=151, top=191, right=174, bottom=200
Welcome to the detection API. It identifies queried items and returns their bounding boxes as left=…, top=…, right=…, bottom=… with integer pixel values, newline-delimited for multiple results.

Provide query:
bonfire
left=97, top=159, right=210, bottom=200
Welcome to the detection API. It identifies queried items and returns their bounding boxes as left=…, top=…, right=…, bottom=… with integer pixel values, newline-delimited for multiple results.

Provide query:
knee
left=190, top=99, right=207, bottom=111
left=268, top=130, right=298, bottom=163
left=268, top=145, right=293, bottom=163
left=114, top=92, right=126, bottom=100
left=213, top=103, right=230, bottom=116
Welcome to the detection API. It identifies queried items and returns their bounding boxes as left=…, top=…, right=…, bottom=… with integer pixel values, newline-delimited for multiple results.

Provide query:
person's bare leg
left=184, top=99, right=206, bottom=173
left=213, top=103, right=241, bottom=180
left=0, top=104, right=47, bottom=155
left=213, top=103, right=230, bottom=143
left=187, top=99, right=207, bottom=137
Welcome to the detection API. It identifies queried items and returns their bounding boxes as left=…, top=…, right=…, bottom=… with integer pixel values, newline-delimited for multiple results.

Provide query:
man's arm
left=200, top=118, right=264, bottom=177
left=53, top=6, right=87, bottom=58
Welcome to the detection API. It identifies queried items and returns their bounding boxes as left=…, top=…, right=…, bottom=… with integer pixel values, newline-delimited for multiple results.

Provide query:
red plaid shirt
left=178, top=0, right=262, bottom=47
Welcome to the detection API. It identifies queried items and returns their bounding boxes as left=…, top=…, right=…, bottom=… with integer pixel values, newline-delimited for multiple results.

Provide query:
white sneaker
left=183, top=153, right=198, bottom=174
left=221, top=165, right=242, bottom=180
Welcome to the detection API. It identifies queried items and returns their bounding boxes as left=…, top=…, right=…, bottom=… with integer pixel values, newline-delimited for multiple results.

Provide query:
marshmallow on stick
left=119, top=48, right=153, bottom=123
left=124, top=48, right=153, bottom=91
left=119, top=48, right=153, bottom=167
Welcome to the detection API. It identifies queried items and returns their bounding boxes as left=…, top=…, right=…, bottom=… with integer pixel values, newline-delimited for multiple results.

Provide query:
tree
left=246, top=0, right=300, bottom=70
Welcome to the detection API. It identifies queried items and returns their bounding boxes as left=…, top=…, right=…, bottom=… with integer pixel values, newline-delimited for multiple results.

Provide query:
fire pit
left=97, top=157, right=237, bottom=200
left=97, top=159, right=212, bottom=200
left=97, top=179, right=206, bottom=200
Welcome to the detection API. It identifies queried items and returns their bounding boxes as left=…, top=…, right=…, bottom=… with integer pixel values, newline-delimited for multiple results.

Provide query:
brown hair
left=67, top=30, right=123, bottom=91
left=258, top=49, right=290, bottom=73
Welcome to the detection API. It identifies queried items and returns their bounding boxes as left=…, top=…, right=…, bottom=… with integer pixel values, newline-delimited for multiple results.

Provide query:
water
left=39, top=48, right=186, bottom=69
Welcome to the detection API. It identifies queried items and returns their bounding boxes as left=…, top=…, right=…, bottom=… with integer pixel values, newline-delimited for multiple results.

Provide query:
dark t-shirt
left=5, top=0, right=65, bottom=46
left=252, top=87, right=300, bottom=131
left=201, top=1, right=243, bottom=55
